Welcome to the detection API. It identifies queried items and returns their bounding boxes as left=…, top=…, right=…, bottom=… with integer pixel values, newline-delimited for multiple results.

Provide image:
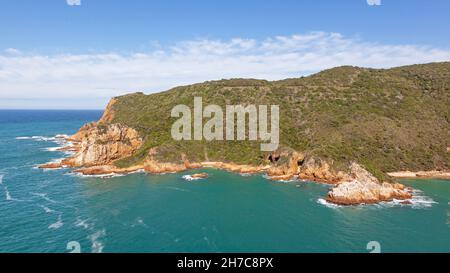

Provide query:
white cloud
left=1, top=32, right=450, bottom=109
left=4, top=48, right=21, bottom=55
left=66, top=0, right=81, bottom=6
left=367, top=0, right=381, bottom=6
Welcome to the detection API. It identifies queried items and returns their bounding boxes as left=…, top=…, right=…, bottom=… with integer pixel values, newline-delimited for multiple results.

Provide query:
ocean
left=0, top=110, right=449, bottom=253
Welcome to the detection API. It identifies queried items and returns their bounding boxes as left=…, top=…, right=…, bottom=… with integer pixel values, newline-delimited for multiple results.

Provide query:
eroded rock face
left=267, top=152, right=303, bottom=180
left=326, top=163, right=412, bottom=205
left=63, top=123, right=142, bottom=167
left=98, top=98, right=117, bottom=124
left=266, top=153, right=347, bottom=183
left=298, top=157, right=347, bottom=183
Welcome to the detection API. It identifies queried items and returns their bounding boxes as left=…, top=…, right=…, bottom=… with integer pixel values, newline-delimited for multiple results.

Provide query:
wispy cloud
left=66, top=0, right=81, bottom=6
left=1, top=32, right=450, bottom=108
left=4, top=48, right=21, bottom=55
left=367, top=0, right=381, bottom=6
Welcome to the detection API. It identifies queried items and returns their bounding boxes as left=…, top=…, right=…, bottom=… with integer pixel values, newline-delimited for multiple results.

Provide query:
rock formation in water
left=326, top=163, right=412, bottom=205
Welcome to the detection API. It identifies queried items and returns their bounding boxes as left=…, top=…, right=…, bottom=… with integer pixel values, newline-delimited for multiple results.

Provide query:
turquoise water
left=0, top=110, right=449, bottom=253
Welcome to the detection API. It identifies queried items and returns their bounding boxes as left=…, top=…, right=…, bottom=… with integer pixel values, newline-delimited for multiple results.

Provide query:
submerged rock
left=190, top=173, right=208, bottom=179
left=39, top=162, right=63, bottom=169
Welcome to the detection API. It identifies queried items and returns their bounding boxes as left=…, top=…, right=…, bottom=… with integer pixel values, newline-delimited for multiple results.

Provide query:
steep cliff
left=63, top=123, right=142, bottom=167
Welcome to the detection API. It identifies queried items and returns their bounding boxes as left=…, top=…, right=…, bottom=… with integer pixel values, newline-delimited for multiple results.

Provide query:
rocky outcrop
left=298, top=157, right=348, bottom=184
left=144, top=160, right=190, bottom=174
left=39, top=162, right=64, bottom=169
left=74, top=164, right=144, bottom=176
left=326, top=163, right=412, bottom=205
left=61, top=123, right=142, bottom=167
left=191, top=173, right=209, bottom=179
left=266, top=152, right=303, bottom=181
left=266, top=152, right=347, bottom=183
left=264, top=152, right=413, bottom=205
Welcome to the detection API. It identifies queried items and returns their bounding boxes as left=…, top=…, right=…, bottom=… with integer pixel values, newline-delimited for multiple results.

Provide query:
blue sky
left=1, top=0, right=450, bottom=109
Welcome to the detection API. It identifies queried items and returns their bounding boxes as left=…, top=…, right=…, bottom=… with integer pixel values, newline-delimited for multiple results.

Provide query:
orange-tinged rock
left=39, top=162, right=63, bottom=169
left=326, top=163, right=412, bottom=205
left=191, top=173, right=209, bottom=179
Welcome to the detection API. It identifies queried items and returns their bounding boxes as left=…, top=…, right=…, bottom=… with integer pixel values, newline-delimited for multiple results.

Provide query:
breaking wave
left=16, top=134, right=68, bottom=143
left=317, top=198, right=341, bottom=208
left=42, top=147, right=61, bottom=152
left=69, top=172, right=126, bottom=179
left=317, top=189, right=437, bottom=209
left=182, top=175, right=205, bottom=181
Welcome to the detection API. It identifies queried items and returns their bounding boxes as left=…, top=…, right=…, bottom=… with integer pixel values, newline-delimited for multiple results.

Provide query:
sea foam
left=182, top=175, right=204, bottom=181
left=317, top=189, right=437, bottom=210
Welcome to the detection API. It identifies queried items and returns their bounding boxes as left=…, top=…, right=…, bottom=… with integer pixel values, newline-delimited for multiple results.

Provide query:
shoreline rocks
left=326, top=163, right=412, bottom=205
left=39, top=162, right=64, bottom=169
left=387, top=171, right=450, bottom=180
left=73, top=165, right=144, bottom=176
left=38, top=123, right=419, bottom=206
left=201, top=162, right=270, bottom=174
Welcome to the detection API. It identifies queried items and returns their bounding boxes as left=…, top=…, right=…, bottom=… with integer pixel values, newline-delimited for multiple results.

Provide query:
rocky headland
left=39, top=63, right=450, bottom=206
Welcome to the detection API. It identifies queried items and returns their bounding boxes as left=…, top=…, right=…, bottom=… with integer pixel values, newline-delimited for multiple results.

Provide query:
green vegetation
left=111, top=62, right=450, bottom=180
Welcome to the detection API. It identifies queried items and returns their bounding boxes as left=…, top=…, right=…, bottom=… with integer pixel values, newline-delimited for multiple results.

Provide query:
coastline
left=388, top=171, right=450, bottom=180
left=37, top=130, right=416, bottom=206
left=34, top=97, right=447, bottom=207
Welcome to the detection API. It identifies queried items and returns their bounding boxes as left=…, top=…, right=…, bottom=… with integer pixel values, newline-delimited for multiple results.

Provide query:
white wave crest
left=75, top=218, right=90, bottom=229
left=317, top=189, right=437, bottom=209
left=15, top=136, right=32, bottom=140
left=182, top=175, right=204, bottom=181
left=32, top=136, right=56, bottom=142
left=48, top=215, right=63, bottom=229
left=89, top=229, right=106, bottom=253
left=42, top=147, right=61, bottom=152
left=70, top=172, right=126, bottom=179
left=317, top=198, right=341, bottom=209
left=16, top=135, right=68, bottom=142
left=39, top=205, right=55, bottom=213
left=262, top=174, right=298, bottom=183
left=5, top=186, right=12, bottom=201
left=55, top=134, right=70, bottom=139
